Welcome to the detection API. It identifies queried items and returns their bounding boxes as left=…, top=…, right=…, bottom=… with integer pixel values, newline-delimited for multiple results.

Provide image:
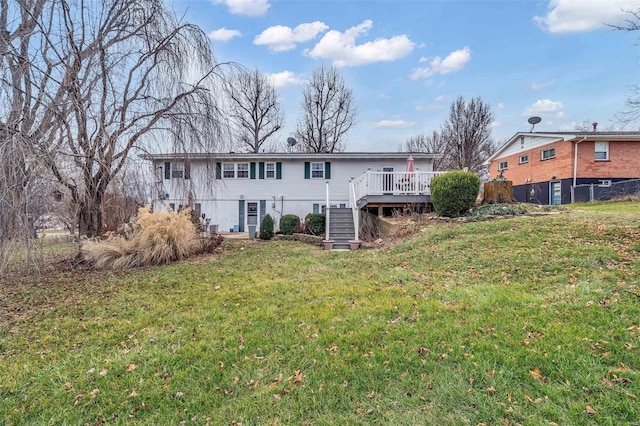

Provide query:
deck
left=351, top=171, right=442, bottom=209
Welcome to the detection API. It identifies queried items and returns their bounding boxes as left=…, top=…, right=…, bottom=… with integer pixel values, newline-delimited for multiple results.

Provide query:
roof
left=485, top=131, right=640, bottom=164
left=142, top=151, right=444, bottom=161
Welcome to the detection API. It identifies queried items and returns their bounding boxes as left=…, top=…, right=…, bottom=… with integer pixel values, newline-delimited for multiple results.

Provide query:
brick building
left=485, top=130, right=640, bottom=204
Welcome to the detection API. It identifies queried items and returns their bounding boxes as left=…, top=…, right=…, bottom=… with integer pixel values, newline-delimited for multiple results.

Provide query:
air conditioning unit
left=159, top=192, right=169, bottom=200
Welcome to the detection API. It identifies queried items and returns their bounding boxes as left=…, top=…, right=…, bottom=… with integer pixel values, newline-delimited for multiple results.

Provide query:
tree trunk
left=78, top=195, right=103, bottom=238
left=482, top=181, right=515, bottom=204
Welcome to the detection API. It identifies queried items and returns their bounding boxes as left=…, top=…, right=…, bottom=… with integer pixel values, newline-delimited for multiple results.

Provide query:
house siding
left=153, top=155, right=435, bottom=231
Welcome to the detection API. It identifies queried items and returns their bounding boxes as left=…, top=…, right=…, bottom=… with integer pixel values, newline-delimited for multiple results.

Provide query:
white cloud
left=497, top=102, right=506, bottom=109
left=410, top=47, right=471, bottom=80
left=534, top=0, right=635, bottom=34
left=212, top=0, right=270, bottom=16
left=434, top=95, right=445, bottom=102
left=306, top=20, right=415, bottom=67
left=379, top=93, right=392, bottom=99
left=266, top=71, right=304, bottom=89
left=254, top=21, right=328, bottom=52
left=530, top=78, right=556, bottom=90
left=371, top=120, right=415, bottom=128
left=523, top=99, right=564, bottom=116
left=489, top=120, right=503, bottom=128
left=208, top=28, right=241, bottom=42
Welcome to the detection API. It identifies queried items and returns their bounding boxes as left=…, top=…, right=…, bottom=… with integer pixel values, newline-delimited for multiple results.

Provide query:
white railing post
left=325, top=181, right=330, bottom=240
left=350, top=179, right=359, bottom=242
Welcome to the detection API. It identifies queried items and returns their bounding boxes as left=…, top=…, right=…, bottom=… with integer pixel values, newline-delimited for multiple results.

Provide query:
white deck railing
left=352, top=171, right=443, bottom=202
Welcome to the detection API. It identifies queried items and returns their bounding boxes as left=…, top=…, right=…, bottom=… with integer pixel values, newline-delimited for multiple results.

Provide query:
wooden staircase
left=328, top=208, right=355, bottom=250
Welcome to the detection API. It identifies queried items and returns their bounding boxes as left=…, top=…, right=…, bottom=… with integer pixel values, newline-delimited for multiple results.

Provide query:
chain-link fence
left=573, top=178, right=640, bottom=202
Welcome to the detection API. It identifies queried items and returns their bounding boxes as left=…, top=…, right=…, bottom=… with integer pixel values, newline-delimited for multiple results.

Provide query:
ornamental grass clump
left=431, top=170, right=481, bottom=218
left=82, top=206, right=201, bottom=269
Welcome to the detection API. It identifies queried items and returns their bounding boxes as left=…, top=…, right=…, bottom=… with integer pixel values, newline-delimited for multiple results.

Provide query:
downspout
left=572, top=137, right=587, bottom=203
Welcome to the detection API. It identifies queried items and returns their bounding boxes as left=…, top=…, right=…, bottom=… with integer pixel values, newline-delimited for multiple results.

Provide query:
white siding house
left=144, top=152, right=442, bottom=233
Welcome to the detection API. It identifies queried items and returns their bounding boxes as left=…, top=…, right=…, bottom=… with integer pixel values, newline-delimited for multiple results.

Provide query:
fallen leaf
left=417, top=347, right=429, bottom=355
left=175, top=391, right=184, bottom=398
left=486, top=369, right=495, bottom=378
left=530, top=368, right=548, bottom=384
left=99, top=369, right=108, bottom=376
left=86, top=368, right=96, bottom=374
left=586, top=406, right=597, bottom=414
left=487, top=386, right=496, bottom=394
left=64, top=382, right=73, bottom=390
left=126, top=364, right=136, bottom=372
left=294, top=369, right=304, bottom=383
left=73, top=394, right=84, bottom=406
left=366, top=390, right=375, bottom=398
left=218, top=361, right=224, bottom=370
left=328, top=344, right=339, bottom=352
left=90, top=388, right=99, bottom=398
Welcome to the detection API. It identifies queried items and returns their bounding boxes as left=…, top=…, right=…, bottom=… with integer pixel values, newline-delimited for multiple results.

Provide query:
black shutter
left=258, top=162, right=265, bottom=179
left=325, top=162, right=331, bottom=179
left=304, top=162, right=310, bottom=179
left=184, top=163, right=191, bottom=179
left=276, top=162, right=282, bottom=179
left=238, top=200, right=245, bottom=232
left=216, top=162, right=221, bottom=179
left=250, top=162, right=256, bottom=179
left=164, top=162, right=171, bottom=179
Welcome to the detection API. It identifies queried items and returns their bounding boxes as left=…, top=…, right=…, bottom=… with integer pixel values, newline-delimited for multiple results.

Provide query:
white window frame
left=598, top=179, right=612, bottom=187
left=265, top=162, right=276, bottom=179
left=519, top=155, right=528, bottom=164
left=311, top=162, right=324, bottom=179
left=237, top=163, right=249, bottom=179
left=223, top=163, right=235, bottom=179
left=498, top=161, right=508, bottom=171
left=595, top=141, right=609, bottom=161
left=541, top=147, right=555, bottom=160
left=172, top=162, right=184, bottom=179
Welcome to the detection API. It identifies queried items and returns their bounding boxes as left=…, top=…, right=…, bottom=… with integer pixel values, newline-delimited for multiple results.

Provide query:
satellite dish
left=527, top=116, right=542, bottom=132
left=287, top=137, right=297, bottom=147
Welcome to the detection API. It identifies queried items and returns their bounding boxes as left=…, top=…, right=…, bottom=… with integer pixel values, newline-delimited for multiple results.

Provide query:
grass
left=2, top=206, right=640, bottom=425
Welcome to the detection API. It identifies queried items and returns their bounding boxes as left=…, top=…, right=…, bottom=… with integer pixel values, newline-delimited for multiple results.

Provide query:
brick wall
left=490, top=140, right=640, bottom=185
left=489, top=140, right=573, bottom=185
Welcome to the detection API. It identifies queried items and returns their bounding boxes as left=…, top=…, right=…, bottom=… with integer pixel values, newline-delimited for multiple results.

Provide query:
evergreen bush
left=305, top=213, right=325, bottom=235
left=279, top=214, right=300, bottom=235
left=260, top=214, right=274, bottom=240
left=431, top=170, right=481, bottom=217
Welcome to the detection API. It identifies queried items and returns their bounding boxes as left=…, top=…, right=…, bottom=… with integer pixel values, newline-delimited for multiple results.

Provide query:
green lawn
left=2, top=208, right=640, bottom=425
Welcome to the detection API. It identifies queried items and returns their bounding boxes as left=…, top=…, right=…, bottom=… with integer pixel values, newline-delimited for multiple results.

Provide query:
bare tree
left=404, top=131, right=447, bottom=171
left=225, top=68, right=283, bottom=153
left=440, top=96, right=495, bottom=173
left=296, top=65, right=356, bottom=153
left=608, top=8, right=640, bottom=123
left=1, top=0, right=226, bottom=239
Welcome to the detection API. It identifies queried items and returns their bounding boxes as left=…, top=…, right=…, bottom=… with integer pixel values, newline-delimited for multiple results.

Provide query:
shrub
left=260, top=214, right=274, bottom=240
left=279, top=214, right=300, bottom=235
left=82, top=206, right=200, bottom=269
left=430, top=170, right=481, bottom=218
left=305, top=213, right=325, bottom=236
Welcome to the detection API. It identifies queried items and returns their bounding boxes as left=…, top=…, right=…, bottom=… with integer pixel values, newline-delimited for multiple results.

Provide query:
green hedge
left=260, top=214, right=274, bottom=240
left=305, top=213, right=325, bottom=235
left=431, top=170, right=481, bottom=218
left=279, top=214, right=300, bottom=235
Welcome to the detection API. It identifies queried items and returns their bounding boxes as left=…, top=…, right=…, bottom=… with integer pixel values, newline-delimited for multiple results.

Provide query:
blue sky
left=175, top=0, right=640, bottom=152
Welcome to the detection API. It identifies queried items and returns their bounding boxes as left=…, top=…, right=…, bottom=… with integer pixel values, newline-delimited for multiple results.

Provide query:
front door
left=383, top=167, right=394, bottom=194
left=550, top=181, right=561, bottom=205
left=247, top=202, right=258, bottom=226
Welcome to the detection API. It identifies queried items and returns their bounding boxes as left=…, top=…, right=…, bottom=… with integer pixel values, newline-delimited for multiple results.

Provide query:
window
left=172, top=162, right=184, bottom=178
left=595, top=141, right=609, bottom=161
left=184, top=163, right=191, bottom=179
left=599, top=179, right=612, bottom=187
left=266, top=162, right=275, bottom=179
left=519, top=155, right=528, bottom=164
left=498, top=161, right=508, bottom=171
left=237, top=163, right=249, bottom=179
left=52, top=191, right=63, bottom=202
left=541, top=147, right=555, bottom=160
left=223, top=163, right=235, bottom=178
left=311, top=162, right=324, bottom=178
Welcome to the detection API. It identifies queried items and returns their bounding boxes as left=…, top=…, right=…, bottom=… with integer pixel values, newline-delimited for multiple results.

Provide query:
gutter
left=573, top=136, right=587, bottom=188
